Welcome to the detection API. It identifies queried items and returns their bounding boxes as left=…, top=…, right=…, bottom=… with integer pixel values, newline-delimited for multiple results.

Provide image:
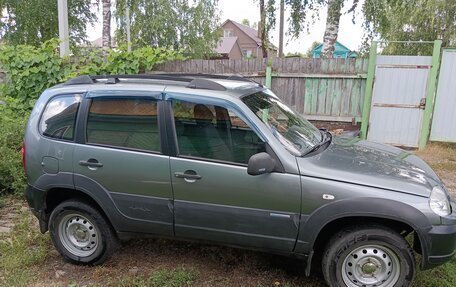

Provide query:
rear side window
left=40, top=94, right=82, bottom=140
left=86, top=98, right=160, bottom=152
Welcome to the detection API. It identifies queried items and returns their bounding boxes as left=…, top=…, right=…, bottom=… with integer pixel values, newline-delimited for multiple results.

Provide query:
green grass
left=0, top=196, right=5, bottom=209
left=114, top=268, right=196, bottom=287
left=414, top=258, right=456, bottom=287
left=0, top=206, right=50, bottom=287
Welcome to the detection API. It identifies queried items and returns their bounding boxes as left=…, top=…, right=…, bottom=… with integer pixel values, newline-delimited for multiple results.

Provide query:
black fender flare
left=295, top=197, right=433, bottom=273
left=31, top=172, right=123, bottom=232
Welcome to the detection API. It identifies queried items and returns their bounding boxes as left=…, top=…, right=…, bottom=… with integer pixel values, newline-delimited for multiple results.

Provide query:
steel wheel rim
left=341, top=244, right=401, bottom=287
left=58, top=213, right=99, bottom=257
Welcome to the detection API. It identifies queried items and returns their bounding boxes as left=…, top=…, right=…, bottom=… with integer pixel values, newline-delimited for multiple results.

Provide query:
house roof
left=215, top=37, right=239, bottom=54
left=222, top=19, right=278, bottom=50
left=312, top=41, right=352, bottom=53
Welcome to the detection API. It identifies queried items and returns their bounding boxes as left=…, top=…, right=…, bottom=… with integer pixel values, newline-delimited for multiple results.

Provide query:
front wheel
left=49, top=199, right=118, bottom=265
left=322, top=226, right=415, bottom=287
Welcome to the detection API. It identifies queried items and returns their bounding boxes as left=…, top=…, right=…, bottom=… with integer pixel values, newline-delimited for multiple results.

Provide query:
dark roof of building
left=222, top=19, right=278, bottom=50
left=215, top=37, right=240, bottom=54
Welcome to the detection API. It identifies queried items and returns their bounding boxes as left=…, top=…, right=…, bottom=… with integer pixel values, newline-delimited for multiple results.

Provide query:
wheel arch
left=42, top=186, right=120, bottom=234
left=296, top=197, right=432, bottom=275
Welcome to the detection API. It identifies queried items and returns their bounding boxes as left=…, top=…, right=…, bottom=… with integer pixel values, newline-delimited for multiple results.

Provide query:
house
left=213, top=37, right=243, bottom=60
left=217, top=19, right=278, bottom=59
left=312, top=41, right=358, bottom=58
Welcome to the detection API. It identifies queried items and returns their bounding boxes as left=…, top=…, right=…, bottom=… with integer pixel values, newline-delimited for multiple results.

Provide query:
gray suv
left=24, top=74, right=456, bottom=287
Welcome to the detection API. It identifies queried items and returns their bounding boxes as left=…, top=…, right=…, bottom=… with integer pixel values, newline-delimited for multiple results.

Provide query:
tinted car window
left=40, top=94, right=82, bottom=140
left=173, top=100, right=265, bottom=164
left=87, top=98, right=160, bottom=152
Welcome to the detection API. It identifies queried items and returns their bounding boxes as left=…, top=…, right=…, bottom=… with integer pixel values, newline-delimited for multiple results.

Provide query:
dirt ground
left=1, top=143, right=455, bottom=287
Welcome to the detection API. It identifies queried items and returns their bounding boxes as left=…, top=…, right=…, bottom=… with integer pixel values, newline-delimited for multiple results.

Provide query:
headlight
left=429, top=186, right=451, bottom=217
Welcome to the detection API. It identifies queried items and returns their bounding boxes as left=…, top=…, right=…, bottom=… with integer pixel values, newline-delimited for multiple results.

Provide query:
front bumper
left=420, top=201, right=456, bottom=270
left=25, top=184, right=48, bottom=233
left=421, top=223, right=456, bottom=269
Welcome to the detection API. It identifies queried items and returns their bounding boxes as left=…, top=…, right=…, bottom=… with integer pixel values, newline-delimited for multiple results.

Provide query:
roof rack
left=62, top=73, right=260, bottom=91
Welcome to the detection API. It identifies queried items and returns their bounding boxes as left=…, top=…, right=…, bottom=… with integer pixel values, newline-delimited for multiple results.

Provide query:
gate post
left=265, top=58, right=273, bottom=89
left=419, top=40, right=442, bottom=150
left=360, top=41, right=378, bottom=140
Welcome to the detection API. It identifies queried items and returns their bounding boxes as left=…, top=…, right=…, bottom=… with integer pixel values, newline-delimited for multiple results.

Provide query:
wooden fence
left=155, top=58, right=369, bottom=122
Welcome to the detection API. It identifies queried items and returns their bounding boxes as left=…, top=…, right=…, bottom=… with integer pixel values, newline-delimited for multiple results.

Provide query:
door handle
left=79, top=159, right=103, bottom=168
left=174, top=171, right=202, bottom=180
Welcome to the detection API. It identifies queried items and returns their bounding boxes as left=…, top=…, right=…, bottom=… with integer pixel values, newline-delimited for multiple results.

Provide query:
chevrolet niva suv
left=24, top=74, right=456, bottom=286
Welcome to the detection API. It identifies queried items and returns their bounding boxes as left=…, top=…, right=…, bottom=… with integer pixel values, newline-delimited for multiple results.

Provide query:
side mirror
left=247, top=152, right=275, bottom=176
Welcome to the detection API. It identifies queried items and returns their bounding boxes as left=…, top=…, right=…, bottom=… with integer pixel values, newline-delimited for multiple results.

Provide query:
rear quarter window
left=39, top=94, right=82, bottom=141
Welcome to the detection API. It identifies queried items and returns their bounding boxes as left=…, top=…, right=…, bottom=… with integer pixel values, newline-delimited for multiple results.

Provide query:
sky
left=87, top=0, right=366, bottom=54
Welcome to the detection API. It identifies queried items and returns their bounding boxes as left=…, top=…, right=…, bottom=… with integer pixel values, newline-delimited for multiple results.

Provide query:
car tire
left=321, top=226, right=415, bottom=287
left=49, top=199, right=118, bottom=265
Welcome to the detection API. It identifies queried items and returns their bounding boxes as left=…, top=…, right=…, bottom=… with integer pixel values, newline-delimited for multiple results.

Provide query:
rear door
left=73, top=91, right=174, bottom=236
left=167, top=94, right=301, bottom=252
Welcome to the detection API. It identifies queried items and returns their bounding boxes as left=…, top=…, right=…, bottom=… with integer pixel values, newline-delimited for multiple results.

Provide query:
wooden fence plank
left=151, top=58, right=368, bottom=119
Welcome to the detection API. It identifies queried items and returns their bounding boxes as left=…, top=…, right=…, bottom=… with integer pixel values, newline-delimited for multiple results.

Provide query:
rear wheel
left=49, top=199, right=118, bottom=265
left=322, top=226, right=415, bottom=287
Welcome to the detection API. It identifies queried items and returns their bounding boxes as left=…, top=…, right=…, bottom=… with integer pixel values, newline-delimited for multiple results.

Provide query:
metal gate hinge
left=419, top=98, right=426, bottom=109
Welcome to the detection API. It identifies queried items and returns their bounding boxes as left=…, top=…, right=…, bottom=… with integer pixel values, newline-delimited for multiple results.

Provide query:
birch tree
left=115, top=0, right=220, bottom=58
left=321, top=0, right=343, bottom=58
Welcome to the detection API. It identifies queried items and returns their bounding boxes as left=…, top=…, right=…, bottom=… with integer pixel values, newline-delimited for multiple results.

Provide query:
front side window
left=242, top=90, right=322, bottom=155
left=40, top=94, right=82, bottom=140
left=172, top=100, right=265, bottom=164
left=86, top=98, right=160, bottom=152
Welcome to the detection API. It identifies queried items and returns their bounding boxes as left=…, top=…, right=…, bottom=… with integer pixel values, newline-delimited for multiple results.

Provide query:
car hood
left=297, top=137, right=442, bottom=197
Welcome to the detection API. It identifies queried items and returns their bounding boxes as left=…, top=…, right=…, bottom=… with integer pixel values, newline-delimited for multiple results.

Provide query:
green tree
left=241, top=19, right=251, bottom=27
left=0, top=0, right=97, bottom=46
left=363, top=0, right=456, bottom=55
left=115, top=0, right=220, bottom=59
left=306, top=41, right=321, bottom=58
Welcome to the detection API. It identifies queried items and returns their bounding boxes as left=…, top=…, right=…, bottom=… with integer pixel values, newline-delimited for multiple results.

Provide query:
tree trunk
left=102, top=0, right=111, bottom=50
left=259, top=0, right=268, bottom=58
left=321, top=0, right=343, bottom=58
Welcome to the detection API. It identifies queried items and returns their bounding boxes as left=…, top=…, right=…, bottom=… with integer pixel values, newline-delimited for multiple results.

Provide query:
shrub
left=0, top=111, right=27, bottom=195
left=0, top=39, right=184, bottom=195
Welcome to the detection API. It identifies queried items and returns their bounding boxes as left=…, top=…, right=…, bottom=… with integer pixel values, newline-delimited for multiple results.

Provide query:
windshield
left=242, top=90, right=323, bottom=156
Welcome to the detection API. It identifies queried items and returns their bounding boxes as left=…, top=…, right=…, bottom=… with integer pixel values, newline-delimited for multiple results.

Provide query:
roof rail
left=187, top=78, right=226, bottom=91
left=63, top=74, right=194, bottom=86
left=64, top=75, right=94, bottom=85
left=62, top=73, right=261, bottom=91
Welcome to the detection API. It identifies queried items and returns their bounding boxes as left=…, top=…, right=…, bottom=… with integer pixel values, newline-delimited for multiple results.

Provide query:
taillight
left=22, top=141, right=26, bottom=170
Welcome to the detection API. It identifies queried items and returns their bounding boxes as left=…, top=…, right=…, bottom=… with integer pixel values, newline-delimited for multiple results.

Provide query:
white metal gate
left=367, top=56, right=432, bottom=147
left=430, top=49, right=456, bottom=143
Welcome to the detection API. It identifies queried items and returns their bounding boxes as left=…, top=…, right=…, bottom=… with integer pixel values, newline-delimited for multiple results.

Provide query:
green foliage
left=0, top=39, right=73, bottom=109
left=0, top=39, right=185, bottom=108
left=0, top=39, right=184, bottom=195
left=305, top=41, right=321, bottom=58
left=0, top=111, right=27, bottom=195
left=115, top=0, right=220, bottom=59
left=76, top=46, right=186, bottom=75
left=362, top=0, right=456, bottom=55
left=0, top=0, right=97, bottom=46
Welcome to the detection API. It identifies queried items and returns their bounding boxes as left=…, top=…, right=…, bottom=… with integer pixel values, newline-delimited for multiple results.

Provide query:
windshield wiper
left=302, top=129, right=332, bottom=156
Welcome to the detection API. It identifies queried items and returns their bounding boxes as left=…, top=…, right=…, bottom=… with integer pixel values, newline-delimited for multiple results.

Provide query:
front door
left=73, top=93, right=174, bottom=236
left=167, top=95, right=301, bottom=252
